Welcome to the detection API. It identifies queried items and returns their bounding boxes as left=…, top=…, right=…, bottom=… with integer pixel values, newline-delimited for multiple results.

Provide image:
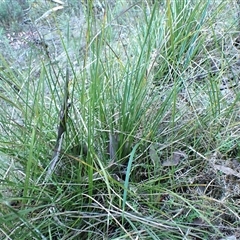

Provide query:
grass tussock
left=1, top=0, right=240, bottom=239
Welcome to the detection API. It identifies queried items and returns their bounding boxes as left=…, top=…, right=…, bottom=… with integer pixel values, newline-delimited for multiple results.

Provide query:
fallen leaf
left=149, top=144, right=159, bottom=163
left=192, top=217, right=205, bottom=226
left=162, top=151, right=187, bottom=167
left=213, top=164, right=240, bottom=178
left=220, top=235, right=236, bottom=240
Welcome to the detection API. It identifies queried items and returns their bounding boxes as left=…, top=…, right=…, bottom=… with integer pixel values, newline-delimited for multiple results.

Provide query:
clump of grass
left=1, top=0, right=240, bottom=239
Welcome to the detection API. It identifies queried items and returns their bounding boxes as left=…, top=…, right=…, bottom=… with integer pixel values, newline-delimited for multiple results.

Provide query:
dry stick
left=45, top=68, right=70, bottom=181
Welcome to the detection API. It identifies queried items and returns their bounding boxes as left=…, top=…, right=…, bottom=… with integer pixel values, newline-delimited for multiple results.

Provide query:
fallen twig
left=45, top=68, right=70, bottom=181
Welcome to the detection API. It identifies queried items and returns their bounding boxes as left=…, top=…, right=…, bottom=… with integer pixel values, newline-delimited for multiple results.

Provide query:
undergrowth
left=1, top=0, right=240, bottom=239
